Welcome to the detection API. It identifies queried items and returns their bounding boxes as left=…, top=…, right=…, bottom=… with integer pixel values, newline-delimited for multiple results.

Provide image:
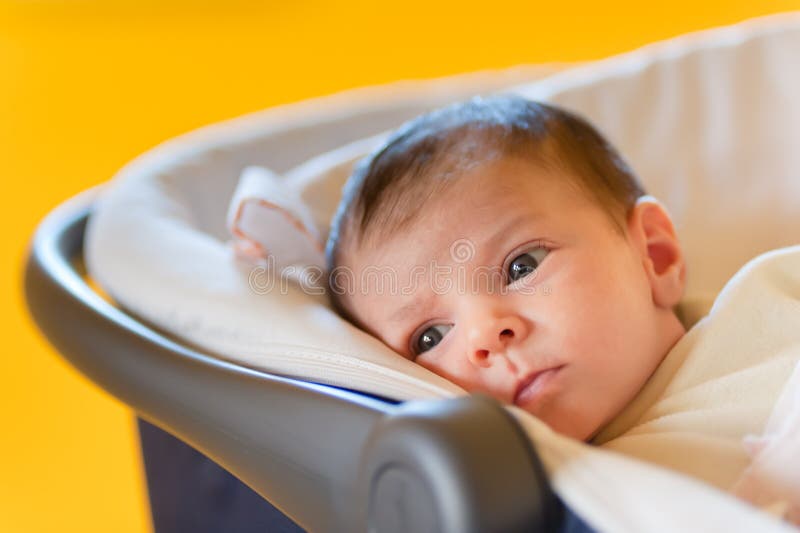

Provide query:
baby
left=324, top=94, right=687, bottom=443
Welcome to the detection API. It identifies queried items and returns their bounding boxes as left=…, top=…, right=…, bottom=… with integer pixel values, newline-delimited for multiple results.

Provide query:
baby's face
left=339, top=156, right=685, bottom=441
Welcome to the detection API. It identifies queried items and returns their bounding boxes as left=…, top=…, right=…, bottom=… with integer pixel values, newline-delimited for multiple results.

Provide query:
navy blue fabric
left=137, top=418, right=304, bottom=532
left=137, top=417, right=596, bottom=533
left=558, top=501, right=597, bottom=533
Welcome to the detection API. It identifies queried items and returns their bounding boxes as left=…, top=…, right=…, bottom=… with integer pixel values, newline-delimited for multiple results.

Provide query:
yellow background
left=2, top=2, right=798, bottom=531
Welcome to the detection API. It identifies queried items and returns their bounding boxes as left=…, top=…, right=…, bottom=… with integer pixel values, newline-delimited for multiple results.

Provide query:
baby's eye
left=506, top=246, right=549, bottom=283
left=411, top=324, right=453, bottom=356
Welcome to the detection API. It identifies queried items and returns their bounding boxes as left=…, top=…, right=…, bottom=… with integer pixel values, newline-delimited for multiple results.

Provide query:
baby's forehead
left=347, top=156, right=607, bottom=269
left=355, top=199, right=530, bottom=266
left=355, top=159, right=486, bottom=247
left=359, top=156, right=536, bottom=233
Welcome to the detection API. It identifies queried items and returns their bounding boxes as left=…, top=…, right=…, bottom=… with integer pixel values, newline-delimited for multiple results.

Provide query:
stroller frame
left=25, top=191, right=571, bottom=532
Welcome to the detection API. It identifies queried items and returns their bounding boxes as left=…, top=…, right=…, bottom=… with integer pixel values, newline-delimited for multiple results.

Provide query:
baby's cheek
left=419, top=353, right=496, bottom=395
left=540, top=281, right=606, bottom=353
left=416, top=353, right=467, bottom=385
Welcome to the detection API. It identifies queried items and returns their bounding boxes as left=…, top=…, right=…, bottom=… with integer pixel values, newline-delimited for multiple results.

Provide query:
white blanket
left=732, top=358, right=800, bottom=524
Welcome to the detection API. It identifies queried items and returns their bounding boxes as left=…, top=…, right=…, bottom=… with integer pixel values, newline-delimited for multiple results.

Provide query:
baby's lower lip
left=513, top=365, right=565, bottom=407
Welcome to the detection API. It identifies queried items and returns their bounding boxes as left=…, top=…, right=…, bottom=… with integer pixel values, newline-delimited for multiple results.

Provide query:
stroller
left=25, top=13, right=800, bottom=533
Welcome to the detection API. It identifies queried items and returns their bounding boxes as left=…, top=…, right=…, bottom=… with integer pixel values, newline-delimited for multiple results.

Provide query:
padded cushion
left=86, top=14, right=800, bottom=402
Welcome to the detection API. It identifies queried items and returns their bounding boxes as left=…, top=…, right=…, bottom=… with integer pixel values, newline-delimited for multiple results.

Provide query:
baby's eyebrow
left=390, top=294, right=435, bottom=323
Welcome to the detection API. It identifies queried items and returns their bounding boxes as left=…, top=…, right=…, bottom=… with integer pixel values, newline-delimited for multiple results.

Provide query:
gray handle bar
left=24, top=192, right=559, bottom=533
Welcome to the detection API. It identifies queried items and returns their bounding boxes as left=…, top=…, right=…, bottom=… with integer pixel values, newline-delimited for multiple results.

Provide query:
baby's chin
left=514, top=399, right=601, bottom=443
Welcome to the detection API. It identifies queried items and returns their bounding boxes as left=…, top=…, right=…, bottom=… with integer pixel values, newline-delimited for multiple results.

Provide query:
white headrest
left=86, top=13, right=800, bottom=399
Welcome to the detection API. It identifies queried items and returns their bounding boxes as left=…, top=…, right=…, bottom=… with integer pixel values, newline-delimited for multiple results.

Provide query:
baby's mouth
left=513, top=365, right=566, bottom=407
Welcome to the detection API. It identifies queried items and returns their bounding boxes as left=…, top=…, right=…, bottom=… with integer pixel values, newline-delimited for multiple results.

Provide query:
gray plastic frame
left=24, top=192, right=560, bottom=533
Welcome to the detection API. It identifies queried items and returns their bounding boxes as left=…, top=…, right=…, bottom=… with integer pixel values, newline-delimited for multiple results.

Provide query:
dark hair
left=325, top=94, right=645, bottom=312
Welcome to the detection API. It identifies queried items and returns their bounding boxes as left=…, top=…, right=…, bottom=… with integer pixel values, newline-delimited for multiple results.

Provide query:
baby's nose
left=466, top=314, right=528, bottom=368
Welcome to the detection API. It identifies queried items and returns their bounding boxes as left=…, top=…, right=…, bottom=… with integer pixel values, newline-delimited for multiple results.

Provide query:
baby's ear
left=626, top=196, right=686, bottom=309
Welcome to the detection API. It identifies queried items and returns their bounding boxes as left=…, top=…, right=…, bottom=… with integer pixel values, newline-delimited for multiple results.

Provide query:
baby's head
left=325, top=95, right=686, bottom=441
